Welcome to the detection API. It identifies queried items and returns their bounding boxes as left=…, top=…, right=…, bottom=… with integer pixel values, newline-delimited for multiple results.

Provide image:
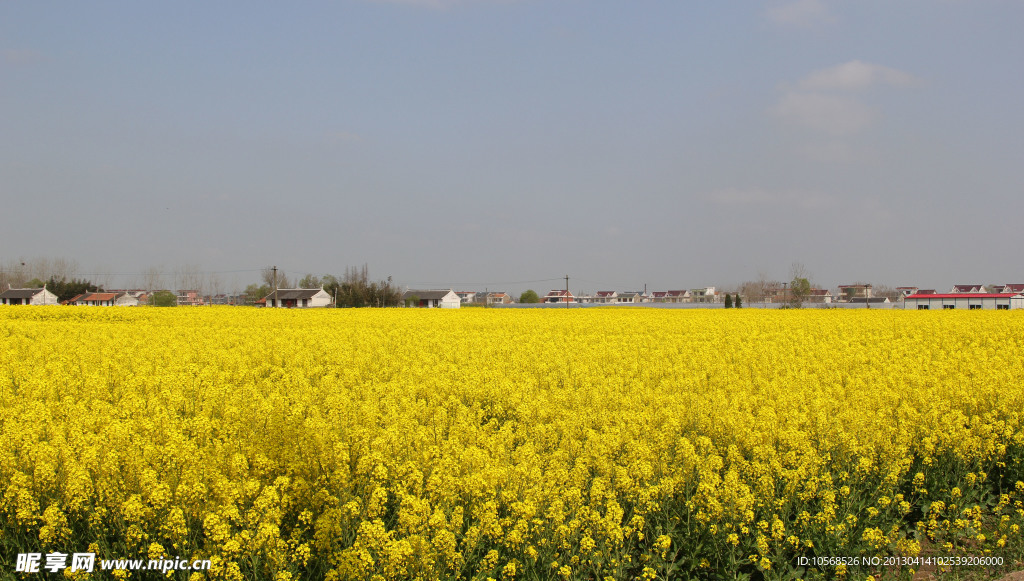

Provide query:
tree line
left=244, top=264, right=402, bottom=308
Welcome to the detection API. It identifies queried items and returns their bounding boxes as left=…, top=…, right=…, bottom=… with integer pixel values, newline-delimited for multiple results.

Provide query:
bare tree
left=175, top=264, right=206, bottom=294
left=873, top=284, right=901, bottom=302
left=261, top=266, right=291, bottom=289
left=737, top=271, right=782, bottom=304
left=0, top=259, right=28, bottom=289
left=142, top=267, right=166, bottom=292
left=1, top=257, right=82, bottom=289
left=209, top=272, right=223, bottom=298
left=739, top=280, right=764, bottom=304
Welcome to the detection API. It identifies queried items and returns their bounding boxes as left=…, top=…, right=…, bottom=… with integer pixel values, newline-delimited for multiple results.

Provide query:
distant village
left=3, top=282, right=1024, bottom=311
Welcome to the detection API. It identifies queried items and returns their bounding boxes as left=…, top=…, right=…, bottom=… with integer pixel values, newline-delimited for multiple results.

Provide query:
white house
left=690, top=287, right=718, bottom=303
left=455, top=291, right=477, bottom=304
left=266, top=287, right=333, bottom=308
left=0, top=286, right=59, bottom=305
left=838, top=284, right=873, bottom=301
left=487, top=292, right=513, bottom=306
left=995, top=284, right=1024, bottom=294
left=903, top=292, right=1023, bottom=310
left=543, top=289, right=576, bottom=304
left=176, top=290, right=205, bottom=306
left=73, top=292, right=139, bottom=306
left=950, top=284, right=991, bottom=294
left=807, top=289, right=833, bottom=304
left=403, top=289, right=461, bottom=308
left=665, top=290, right=691, bottom=303
left=618, top=291, right=650, bottom=304
left=895, top=287, right=919, bottom=300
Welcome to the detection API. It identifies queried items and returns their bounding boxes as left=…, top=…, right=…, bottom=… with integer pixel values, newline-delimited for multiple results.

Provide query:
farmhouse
left=402, top=289, right=461, bottom=308
left=848, top=297, right=890, bottom=305
left=455, top=291, right=477, bottom=304
left=543, top=289, right=576, bottom=304
left=72, top=292, right=138, bottom=307
left=0, top=287, right=59, bottom=305
left=617, top=291, right=648, bottom=304
left=950, top=284, right=991, bottom=293
left=903, top=292, right=1024, bottom=310
left=838, top=284, right=873, bottom=300
left=895, top=287, right=920, bottom=300
left=665, top=290, right=691, bottom=303
left=690, top=287, right=718, bottom=303
left=807, top=289, right=833, bottom=304
left=176, top=290, right=205, bottom=306
left=487, top=292, right=513, bottom=306
left=995, top=284, right=1024, bottom=294
left=266, top=288, right=333, bottom=308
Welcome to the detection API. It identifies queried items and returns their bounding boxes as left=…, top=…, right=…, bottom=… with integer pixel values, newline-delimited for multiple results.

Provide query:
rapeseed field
left=1, top=307, right=1022, bottom=580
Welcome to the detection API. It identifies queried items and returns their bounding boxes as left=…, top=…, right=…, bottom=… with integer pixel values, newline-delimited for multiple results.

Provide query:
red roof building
left=543, top=289, right=576, bottom=304
left=904, top=293, right=1023, bottom=310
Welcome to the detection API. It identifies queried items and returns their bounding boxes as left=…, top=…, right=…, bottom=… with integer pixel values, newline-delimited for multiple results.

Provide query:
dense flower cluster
left=1, top=307, right=1022, bottom=580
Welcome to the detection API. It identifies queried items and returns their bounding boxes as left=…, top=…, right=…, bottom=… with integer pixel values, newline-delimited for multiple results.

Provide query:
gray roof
left=267, top=288, right=324, bottom=300
left=403, top=289, right=454, bottom=300
left=0, top=288, right=47, bottom=299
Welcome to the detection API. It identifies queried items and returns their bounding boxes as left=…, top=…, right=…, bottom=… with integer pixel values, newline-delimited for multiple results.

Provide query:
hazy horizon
left=3, top=1, right=1022, bottom=297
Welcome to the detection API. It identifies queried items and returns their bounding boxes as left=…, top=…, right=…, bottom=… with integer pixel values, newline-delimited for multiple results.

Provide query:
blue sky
left=2, top=0, right=1022, bottom=294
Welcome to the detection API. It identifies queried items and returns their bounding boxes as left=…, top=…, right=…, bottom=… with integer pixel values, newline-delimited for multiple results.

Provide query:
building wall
left=904, top=296, right=1017, bottom=310
left=30, top=290, right=59, bottom=305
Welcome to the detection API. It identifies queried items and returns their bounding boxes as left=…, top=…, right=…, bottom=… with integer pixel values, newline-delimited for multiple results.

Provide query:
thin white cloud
left=708, top=188, right=834, bottom=210
left=772, top=91, right=876, bottom=135
left=773, top=60, right=920, bottom=135
left=765, top=0, right=834, bottom=27
left=797, top=60, right=922, bottom=92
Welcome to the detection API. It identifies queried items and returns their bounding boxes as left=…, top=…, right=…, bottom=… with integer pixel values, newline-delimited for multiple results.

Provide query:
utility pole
left=565, top=274, right=570, bottom=309
left=272, top=265, right=278, bottom=308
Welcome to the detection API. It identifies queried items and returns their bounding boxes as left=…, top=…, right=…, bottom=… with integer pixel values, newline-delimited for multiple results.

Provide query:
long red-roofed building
left=543, top=289, right=576, bottom=304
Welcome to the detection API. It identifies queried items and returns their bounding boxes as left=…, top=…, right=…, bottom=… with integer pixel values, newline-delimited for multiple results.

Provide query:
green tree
left=519, top=289, right=540, bottom=304
left=789, top=277, right=811, bottom=308
left=244, top=284, right=271, bottom=305
left=734, top=294, right=742, bottom=308
left=38, top=276, right=101, bottom=303
left=724, top=293, right=733, bottom=308
left=150, top=290, right=177, bottom=307
left=787, top=262, right=813, bottom=308
left=298, top=274, right=322, bottom=289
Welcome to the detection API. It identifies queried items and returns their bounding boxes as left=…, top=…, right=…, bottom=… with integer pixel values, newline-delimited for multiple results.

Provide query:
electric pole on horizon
left=565, top=274, right=570, bottom=309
